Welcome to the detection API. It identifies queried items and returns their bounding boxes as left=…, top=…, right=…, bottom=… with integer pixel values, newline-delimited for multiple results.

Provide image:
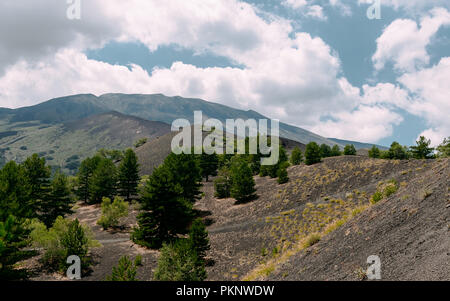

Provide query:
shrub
left=106, top=256, right=138, bottom=281
left=97, top=197, right=129, bottom=230
left=134, top=138, right=148, bottom=148
left=383, top=180, right=398, bottom=197
left=214, top=167, right=231, bottom=199
left=277, top=163, right=289, bottom=184
left=370, top=191, right=383, bottom=204
left=368, top=146, right=381, bottom=158
left=134, top=254, right=143, bottom=267
left=303, top=233, right=321, bottom=248
left=261, top=247, right=268, bottom=257
left=290, top=147, right=303, bottom=165
left=153, top=239, right=206, bottom=281
left=29, top=217, right=98, bottom=273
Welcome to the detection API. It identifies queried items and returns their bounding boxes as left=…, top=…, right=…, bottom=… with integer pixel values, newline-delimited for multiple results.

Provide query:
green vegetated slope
left=0, top=111, right=170, bottom=173
left=1, top=93, right=341, bottom=147
left=1, top=93, right=370, bottom=173
left=195, top=156, right=449, bottom=281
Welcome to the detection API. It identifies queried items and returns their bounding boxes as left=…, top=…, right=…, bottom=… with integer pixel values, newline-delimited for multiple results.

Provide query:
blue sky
left=0, top=0, right=449, bottom=146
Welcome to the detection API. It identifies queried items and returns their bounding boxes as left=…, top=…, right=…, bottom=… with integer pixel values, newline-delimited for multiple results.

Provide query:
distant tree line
left=368, top=136, right=449, bottom=160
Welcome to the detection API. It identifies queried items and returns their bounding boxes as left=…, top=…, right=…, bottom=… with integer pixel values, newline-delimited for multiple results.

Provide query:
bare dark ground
left=21, top=156, right=450, bottom=281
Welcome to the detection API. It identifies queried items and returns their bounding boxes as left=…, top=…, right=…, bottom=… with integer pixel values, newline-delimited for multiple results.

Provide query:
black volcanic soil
left=21, top=156, right=450, bottom=281
left=267, top=158, right=450, bottom=281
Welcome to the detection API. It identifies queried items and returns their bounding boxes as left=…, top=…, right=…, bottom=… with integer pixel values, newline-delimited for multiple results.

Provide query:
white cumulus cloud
left=372, top=8, right=450, bottom=72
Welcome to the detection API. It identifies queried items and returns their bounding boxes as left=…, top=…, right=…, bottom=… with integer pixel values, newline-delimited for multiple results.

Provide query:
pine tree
left=188, top=219, right=210, bottom=262
left=437, top=137, right=450, bottom=158
left=260, top=145, right=288, bottom=178
left=22, top=154, right=51, bottom=215
left=320, top=144, right=332, bottom=158
left=41, top=172, right=73, bottom=227
left=163, top=153, right=202, bottom=203
left=214, top=167, right=232, bottom=199
left=305, top=142, right=322, bottom=165
left=230, top=158, right=257, bottom=203
left=0, top=162, right=32, bottom=220
left=410, top=136, right=434, bottom=159
left=344, top=144, right=357, bottom=156
left=368, top=145, right=381, bottom=158
left=0, top=215, right=29, bottom=278
left=387, top=142, right=408, bottom=160
left=118, top=149, right=140, bottom=201
left=331, top=145, right=341, bottom=157
left=132, top=165, right=193, bottom=249
left=198, top=151, right=218, bottom=182
left=290, top=147, right=303, bottom=165
left=76, top=156, right=101, bottom=203
left=61, top=219, right=89, bottom=269
left=106, top=256, right=138, bottom=281
left=277, top=162, right=289, bottom=184
left=89, top=158, right=117, bottom=203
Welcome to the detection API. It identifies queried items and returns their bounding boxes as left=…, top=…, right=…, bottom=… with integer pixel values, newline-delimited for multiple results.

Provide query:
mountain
left=7, top=94, right=106, bottom=124
left=135, top=128, right=306, bottom=175
left=1, top=93, right=385, bottom=173
left=1, top=93, right=341, bottom=147
left=0, top=111, right=170, bottom=173
left=328, top=138, right=388, bottom=150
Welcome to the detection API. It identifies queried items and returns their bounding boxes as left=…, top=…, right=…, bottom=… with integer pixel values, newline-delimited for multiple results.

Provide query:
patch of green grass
left=370, top=191, right=383, bottom=204
left=261, top=247, right=268, bottom=257
left=302, top=233, right=321, bottom=248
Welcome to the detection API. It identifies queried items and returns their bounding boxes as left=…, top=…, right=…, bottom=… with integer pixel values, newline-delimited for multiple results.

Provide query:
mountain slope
left=1, top=93, right=342, bottom=147
left=135, top=129, right=306, bottom=175
left=191, top=156, right=449, bottom=280
left=0, top=111, right=170, bottom=173
left=266, top=158, right=450, bottom=281
left=7, top=94, right=106, bottom=124
left=19, top=155, right=449, bottom=281
left=328, top=138, right=389, bottom=150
